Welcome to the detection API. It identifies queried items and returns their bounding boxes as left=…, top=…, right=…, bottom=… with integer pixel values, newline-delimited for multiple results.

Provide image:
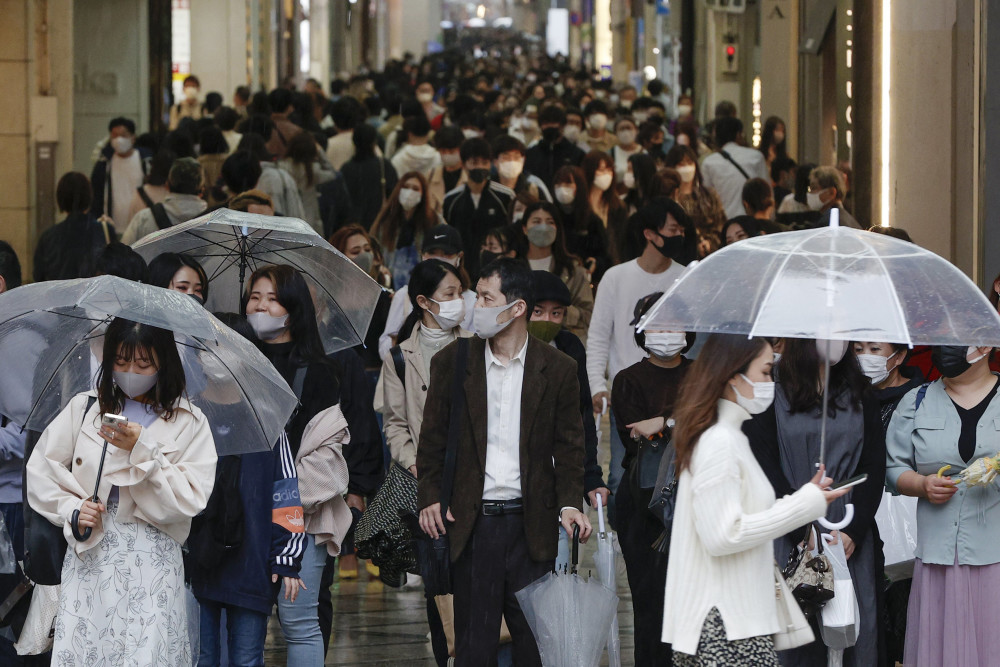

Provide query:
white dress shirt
left=482, top=335, right=529, bottom=500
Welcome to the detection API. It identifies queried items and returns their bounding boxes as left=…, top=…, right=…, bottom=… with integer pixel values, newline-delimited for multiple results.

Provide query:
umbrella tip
left=829, top=208, right=840, bottom=228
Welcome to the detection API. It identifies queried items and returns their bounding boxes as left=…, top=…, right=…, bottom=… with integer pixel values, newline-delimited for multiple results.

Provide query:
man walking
left=418, top=258, right=591, bottom=666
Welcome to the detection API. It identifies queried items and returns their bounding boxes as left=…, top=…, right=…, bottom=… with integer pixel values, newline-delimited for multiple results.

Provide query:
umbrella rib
left=748, top=231, right=824, bottom=339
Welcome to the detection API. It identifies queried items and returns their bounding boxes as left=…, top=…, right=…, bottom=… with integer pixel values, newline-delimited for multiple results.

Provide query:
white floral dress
left=53, top=502, right=191, bottom=667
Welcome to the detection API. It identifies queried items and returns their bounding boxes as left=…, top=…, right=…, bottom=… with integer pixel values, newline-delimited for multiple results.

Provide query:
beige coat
left=295, top=403, right=352, bottom=556
left=561, top=263, right=595, bottom=346
left=26, top=391, right=217, bottom=554
left=382, top=324, right=473, bottom=470
left=427, top=165, right=467, bottom=214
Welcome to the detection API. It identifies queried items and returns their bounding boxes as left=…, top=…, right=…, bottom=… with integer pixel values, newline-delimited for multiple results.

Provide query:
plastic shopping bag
left=818, top=533, right=859, bottom=651
left=874, top=491, right=918, bottom=581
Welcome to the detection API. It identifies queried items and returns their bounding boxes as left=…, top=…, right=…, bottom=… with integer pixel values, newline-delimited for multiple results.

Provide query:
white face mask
left=462, top=129, right=481, bottom=140
left=807, top=190, right=826, bottom=211
left=399, top=188, right=422, bottom=211
left=593, top=173, right=613, bottom=191
left=113, top=370, right=158, bottom=399
left=816, top=339, right=848, bottom=365
left=675, top=134, right=690, bottom=147
left=676, top=165, right=697, bottom=183
left=858, top=351, right=898, bottom=385
left=525, top=223, right=557, bottom=248
left=498, top=159, right=524, bottom=181
left=588, top=114, right=608, bottom=131
left=248, top=311, right=289, bottom=341
left=633, top=112, right=649, bottom=124
left=563, top=125, right=581, bottom=142
left=473, top=300, right=520, bottom=339
left=555, top=186, right=575, bottom=205
left=645, top=332, right=686, bottom=359
left=440, top=152, right=461, bottom=168
left=428, top=297, right=465, bottom=329
left=623, top=172, right=636, bottom=189
left=417, top=91, right=434, bottom=104
left=111, top=136, right=134, bottom=155
left=184, top=87, right=199, bottom=101
left=677, top=104, right=692, bottom=117
left=733, top=374, right=775, bottom=414
left=617, top=129, right=637, bottom=145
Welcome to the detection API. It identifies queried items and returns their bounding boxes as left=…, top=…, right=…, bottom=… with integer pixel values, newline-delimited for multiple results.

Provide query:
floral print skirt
left=673, top=607, right=779, bottom=667
left=53, top=502, right=191, bottom=667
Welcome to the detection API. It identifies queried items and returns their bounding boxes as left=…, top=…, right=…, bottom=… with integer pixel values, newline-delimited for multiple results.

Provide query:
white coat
left=26, top=391, right=217, bottom=554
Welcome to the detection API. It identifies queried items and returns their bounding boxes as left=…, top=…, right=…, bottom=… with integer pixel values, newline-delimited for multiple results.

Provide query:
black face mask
left=541, top=127, right=562, bottom=144
left=932, top=345, right=974, bottom=378
left=649, top=142, right=664, bottom=155
left=480, top=250, right=501, bottom=267
left=654, top=232, right=685, bottom=260
left=468, top=168, right=490, bottom=184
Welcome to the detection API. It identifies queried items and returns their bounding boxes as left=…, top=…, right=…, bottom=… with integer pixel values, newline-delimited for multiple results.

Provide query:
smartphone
left=832, top=473, right=868, bottom=490
left=101, top=413, right=127, bottom=427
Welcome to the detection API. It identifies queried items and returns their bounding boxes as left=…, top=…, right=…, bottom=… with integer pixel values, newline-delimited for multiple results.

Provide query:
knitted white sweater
left=662, top=399, right=827, bottom=655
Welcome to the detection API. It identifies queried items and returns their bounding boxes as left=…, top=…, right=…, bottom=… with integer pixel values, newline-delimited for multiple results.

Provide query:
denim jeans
left=198, top=601, right=268, bottom=667
left=607, top=411, right=626, bottom=530
left=278, top=533, right=327, bottom=666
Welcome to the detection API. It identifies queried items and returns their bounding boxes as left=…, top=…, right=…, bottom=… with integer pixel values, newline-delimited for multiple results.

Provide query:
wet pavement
left=264, top=417, right=637, bottom=666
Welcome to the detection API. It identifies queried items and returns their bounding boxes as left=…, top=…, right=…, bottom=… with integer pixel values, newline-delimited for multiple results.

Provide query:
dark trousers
left=452, top=513, right=551, bottom=667
left=616, top=476, right=673, bottom=665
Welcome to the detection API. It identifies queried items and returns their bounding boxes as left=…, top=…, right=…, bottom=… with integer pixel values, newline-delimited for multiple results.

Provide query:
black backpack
left=186, top=455, right=244, bottom=572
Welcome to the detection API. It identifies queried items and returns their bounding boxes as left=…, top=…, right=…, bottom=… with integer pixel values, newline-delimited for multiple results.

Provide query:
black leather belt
left=482, top=499, right=523, bottom=515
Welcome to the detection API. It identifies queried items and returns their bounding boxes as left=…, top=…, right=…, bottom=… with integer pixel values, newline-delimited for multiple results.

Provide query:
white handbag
left=14, top=583, right=59, bottom=655
left=773, top=564, right=814, bottom=651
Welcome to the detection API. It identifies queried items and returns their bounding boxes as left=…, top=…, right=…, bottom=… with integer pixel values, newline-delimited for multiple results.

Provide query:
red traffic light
left=726, top=45, right=736, bottom=57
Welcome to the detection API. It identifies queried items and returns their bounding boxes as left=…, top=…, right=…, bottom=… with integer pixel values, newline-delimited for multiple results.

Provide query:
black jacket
left=525, top=137, right=586, bottom=191
left=340, top=155, right=399, bottom=230
left=317, top=172, right=354, bottom=238
left=33, top=214, right=116, bottom=282
left=442, top=182, right=515, bottom=277
left=90, top=143, right=153, bottom=221
left=553, top=329, right=605, bottom=495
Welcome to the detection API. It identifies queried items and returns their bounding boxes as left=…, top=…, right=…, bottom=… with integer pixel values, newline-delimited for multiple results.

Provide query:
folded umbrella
left=592, top=495, right=621, bottom=667
left=131, top=209, right=383, bottom=354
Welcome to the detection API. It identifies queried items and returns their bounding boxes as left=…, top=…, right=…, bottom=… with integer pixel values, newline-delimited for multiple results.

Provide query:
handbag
left=401, top=337, right=469, bottom=597
left=23, top=395, right=97, bottom=585
left=13, top=583, right=59, bottom=656
left=356, top=461, right=418, bottom=580
left=773, top=564, right=815, bottom=651
left=781, top=525, right=834, bottom=618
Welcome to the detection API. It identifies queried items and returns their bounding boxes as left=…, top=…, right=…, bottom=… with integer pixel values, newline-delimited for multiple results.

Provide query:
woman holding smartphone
left=26, top=318, right=217, bottom=666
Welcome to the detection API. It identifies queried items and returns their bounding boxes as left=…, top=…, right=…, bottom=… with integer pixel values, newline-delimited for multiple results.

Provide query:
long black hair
left=96, top=318, right=186, bottom=421
left=242, top=264, right=326, bottom=367
left=779, top=337, right=868, bottom=415
left=515, top=201, right=582, bottom=278
left=148, top=253, right=210, bottom=302
left=398, top=259, right=466, bottom=345
left=624, top=153, right=658, bottom=211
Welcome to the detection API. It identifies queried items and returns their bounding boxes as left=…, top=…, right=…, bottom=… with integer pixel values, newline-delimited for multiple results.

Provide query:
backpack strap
left=389, top=345, right=406, bottom=389
left=914, top=382, right=932, bottom=410
left=292, top=366, right=308, bottom=401
left=718, top=149, right=751, bottom=180
left=136, top=185, right=155, bottom=209
left=150, top=203, right=172, bottom=230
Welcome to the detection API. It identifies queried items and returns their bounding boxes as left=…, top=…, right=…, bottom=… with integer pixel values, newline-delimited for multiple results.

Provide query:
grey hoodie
left=390, top=143, right=442, bottom=178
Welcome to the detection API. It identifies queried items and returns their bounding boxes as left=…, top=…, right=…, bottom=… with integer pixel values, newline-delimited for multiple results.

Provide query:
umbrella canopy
left=0, top=276, right=297, bottom=455
left=516, top=569, right=619, bottom=667
left=131, top=209, right=382, bottom=354
left=638, top=223, right=1000, bottom=347
left=592, top=496, right=621, bottom=667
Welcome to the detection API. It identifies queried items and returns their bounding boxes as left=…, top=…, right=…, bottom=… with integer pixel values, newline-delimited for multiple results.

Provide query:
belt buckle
left=483, top=503, right=501, bottom=516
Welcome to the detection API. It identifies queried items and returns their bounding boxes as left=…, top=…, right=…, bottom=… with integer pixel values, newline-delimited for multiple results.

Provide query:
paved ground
left=263, top=417, right=637, bottom=666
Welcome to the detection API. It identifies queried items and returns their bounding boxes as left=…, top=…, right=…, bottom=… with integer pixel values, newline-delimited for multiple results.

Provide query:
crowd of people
left=0, top=46, right=994, bottom=667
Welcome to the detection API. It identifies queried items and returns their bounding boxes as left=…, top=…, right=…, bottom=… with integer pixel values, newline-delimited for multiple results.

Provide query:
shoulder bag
left=400, top=336, right=469, bottom=596
left=781, top=525, right=834, bottom=618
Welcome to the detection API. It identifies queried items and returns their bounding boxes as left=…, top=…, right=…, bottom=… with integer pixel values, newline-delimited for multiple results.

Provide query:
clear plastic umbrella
left=638, top=213, right=1000, bottom=465
left=131, top=208, right=382, bottom=354
left=516, top=528, right=619, bottom=667
left=0, top=276, right=297, bottom=456
left=592, top=495, right=621, bottom=667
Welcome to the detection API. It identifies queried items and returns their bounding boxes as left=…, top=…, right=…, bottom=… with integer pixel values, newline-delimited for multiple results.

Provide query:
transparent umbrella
left=0, top=276, right=297, bottom=456
left=638, top=214, right=1000, bottom=465
left=592, top=495, right=621, bottom=667
left=516, top=528, right=619, bottom=667
left=131, top=209, right=382, bottom=354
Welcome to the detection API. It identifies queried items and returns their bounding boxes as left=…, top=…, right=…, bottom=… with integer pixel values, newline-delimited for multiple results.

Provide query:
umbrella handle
left=818, top=503, right=854, bottom=531
left=571, top=525, right=580, bottom=571
left=70, top=508, right=92, bottom=542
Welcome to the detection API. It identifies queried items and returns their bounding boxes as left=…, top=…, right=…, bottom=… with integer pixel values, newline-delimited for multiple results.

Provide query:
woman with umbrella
left=25, top=318, right=218, bottom=666
left=744, top=338, right=885, bottom=666
left=244, top=264, right=352, bottom=667
left=662, top=333, right=847, bottom=665
left=886, top=345, right=1000, bottom=667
